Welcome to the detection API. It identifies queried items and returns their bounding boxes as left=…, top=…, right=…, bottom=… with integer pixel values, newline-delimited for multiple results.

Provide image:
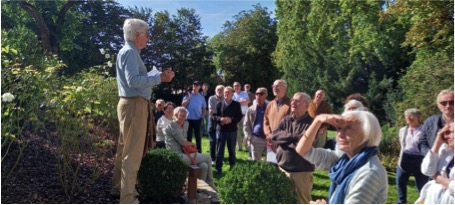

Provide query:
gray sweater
left=163, top=121, right=189, bottom=153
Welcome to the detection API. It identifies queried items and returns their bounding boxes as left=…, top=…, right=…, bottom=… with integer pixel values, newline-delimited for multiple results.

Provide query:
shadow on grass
left=312, top=183, right=330, bottom=192
left=314, top=171, right=330, bottom=180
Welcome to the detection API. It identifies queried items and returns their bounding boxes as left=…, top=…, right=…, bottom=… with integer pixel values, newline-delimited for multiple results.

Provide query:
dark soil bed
left=1, top=133, right=118, bottom=204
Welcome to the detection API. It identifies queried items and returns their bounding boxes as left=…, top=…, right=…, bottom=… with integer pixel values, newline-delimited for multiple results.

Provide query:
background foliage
left=273, top=0, right=453, bottom=124
left=210, top=4, right=279, bottom=94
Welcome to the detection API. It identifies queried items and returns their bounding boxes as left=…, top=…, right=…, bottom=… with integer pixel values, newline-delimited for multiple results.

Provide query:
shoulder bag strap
left=183, top=148, right=197, bottom=165
left=402, top=125, right=408, bottom=147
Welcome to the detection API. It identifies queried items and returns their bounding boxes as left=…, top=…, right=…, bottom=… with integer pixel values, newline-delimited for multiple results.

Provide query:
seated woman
left=295, top=111, right=388, bottom=204
left=155, top=102, right=176, bottom=148
left=416, top=122, right=454, bottom=204
left=163, top=106, right=216, bottom=189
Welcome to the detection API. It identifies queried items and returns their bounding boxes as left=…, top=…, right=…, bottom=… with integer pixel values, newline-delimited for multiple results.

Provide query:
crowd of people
left=112, top=18, right=453, bottom=204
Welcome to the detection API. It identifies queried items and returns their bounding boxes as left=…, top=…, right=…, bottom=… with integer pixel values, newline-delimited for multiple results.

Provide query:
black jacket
left=212, top=100, right=243, bottom=132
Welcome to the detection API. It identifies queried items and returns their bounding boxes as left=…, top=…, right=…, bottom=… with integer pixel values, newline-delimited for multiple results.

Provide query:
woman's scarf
left=327, top=146, right=378, bottom=204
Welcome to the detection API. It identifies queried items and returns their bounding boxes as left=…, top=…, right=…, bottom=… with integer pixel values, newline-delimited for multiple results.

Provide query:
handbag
left=400, top=153, right=424, bottom=173
left=182, top=144, right=198, bottom=165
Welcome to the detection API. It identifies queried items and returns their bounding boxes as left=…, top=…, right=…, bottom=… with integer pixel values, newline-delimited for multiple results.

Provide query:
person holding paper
left=112, top=18, right=175, bottom=204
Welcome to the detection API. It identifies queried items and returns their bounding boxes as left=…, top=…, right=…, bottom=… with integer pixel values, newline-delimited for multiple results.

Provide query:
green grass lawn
left=199, top=135, right=420, bottom=204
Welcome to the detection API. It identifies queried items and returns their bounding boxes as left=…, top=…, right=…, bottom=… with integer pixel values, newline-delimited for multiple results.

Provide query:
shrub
left=70, top=68, right=119, bottom=135
left=218, top=161, right=297, bottom=204
left=137, top=149, right=188, bottom=203
left=379, top=125, right=400, bottom=171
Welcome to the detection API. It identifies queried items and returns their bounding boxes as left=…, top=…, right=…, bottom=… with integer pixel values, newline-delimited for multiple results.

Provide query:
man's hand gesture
left=160, top=67, right=175, bottom=82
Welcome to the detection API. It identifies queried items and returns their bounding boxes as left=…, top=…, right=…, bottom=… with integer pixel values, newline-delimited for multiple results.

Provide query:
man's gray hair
left=294, top=92, right=311, bottom=104
left=404, top=108, right=421, bottom=118
left=436, top=89, right=454, bottom=102
left=276, top=79, right=288, bottom=88
left=224, top=86, right=234, bottom=93
left=123, top=18, right=149, bottom=42
left=256, top=87, right=268, bottom=96
left=215, top=85, right=225, bottom=90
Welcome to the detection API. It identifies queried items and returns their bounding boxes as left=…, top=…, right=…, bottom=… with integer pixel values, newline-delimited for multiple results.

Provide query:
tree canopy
left=210, top=4, right=279, bottom=91
left=1, top=0, right=453, bottom=124
left=274, top=0, right=453, bottom=124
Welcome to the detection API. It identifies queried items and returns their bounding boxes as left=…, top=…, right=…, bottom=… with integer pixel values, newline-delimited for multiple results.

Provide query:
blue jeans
left=216, top=131, right=237, bottom=172
left=207, top=117, right=217, bottom=161
left=395, top=165, right=428, bottom=204
left=201, top=110, right=208, bottom=135
left=187, top=119, right=202, bottom=153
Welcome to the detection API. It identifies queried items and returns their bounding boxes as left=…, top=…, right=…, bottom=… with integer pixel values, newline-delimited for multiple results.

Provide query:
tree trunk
left=19, top=1, right=79, bottom=55
left=20, top=1, right=53, bottom=53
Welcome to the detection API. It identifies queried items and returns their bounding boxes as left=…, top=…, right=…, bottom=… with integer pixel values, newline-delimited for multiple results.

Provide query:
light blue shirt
left=233, top=91, right=249, bottom=114
left=116, top=41, right=161, bottom=100
left=183, top=92, right=207, bottom=120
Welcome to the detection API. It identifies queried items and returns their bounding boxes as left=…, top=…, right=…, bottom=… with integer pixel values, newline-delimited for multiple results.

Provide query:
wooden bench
left=187, top=165, right=201, bottom=201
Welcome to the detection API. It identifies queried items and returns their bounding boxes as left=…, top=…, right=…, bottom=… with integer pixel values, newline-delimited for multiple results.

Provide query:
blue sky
left=116, top=0, right=276, bottom=38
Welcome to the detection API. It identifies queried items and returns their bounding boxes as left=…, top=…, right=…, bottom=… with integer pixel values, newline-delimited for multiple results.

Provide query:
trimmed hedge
left=137, top=149, right=187, bottom=203
left=218, top=160, right=297, bottom=204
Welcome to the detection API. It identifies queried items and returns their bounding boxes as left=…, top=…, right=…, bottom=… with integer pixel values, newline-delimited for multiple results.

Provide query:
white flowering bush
left=2, top=44, right=119, bottom=200
left=1, top=62, right=54, bottom=187
left=2, top=92, right=15, bottom=102
left=99, top=47, right=115, bottom=77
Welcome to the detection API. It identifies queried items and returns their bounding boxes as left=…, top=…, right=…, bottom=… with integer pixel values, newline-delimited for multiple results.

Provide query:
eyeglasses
left=255, top=92, right=265, bottom=96
left=234, top=85, right=240, bottom=87
left=439, top=101, right=454, bottom=106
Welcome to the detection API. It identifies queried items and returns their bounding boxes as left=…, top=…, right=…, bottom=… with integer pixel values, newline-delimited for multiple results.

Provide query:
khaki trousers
left=280, top=167, right=313, bottom=204
left=237, top=117, right=248, bottom=150
left=179, top=152, right=214, bottom=184
left=315, top=129, right=328, bottom=148
left=113, top=97, right=148, bottom=204
left=250, top=136, right=267, bottom=161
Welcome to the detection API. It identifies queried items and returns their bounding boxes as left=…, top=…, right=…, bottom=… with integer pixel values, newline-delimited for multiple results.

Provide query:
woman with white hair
left=163, top=106, right=216, bottom=189
left=295, top=111, right=388, bottom=204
